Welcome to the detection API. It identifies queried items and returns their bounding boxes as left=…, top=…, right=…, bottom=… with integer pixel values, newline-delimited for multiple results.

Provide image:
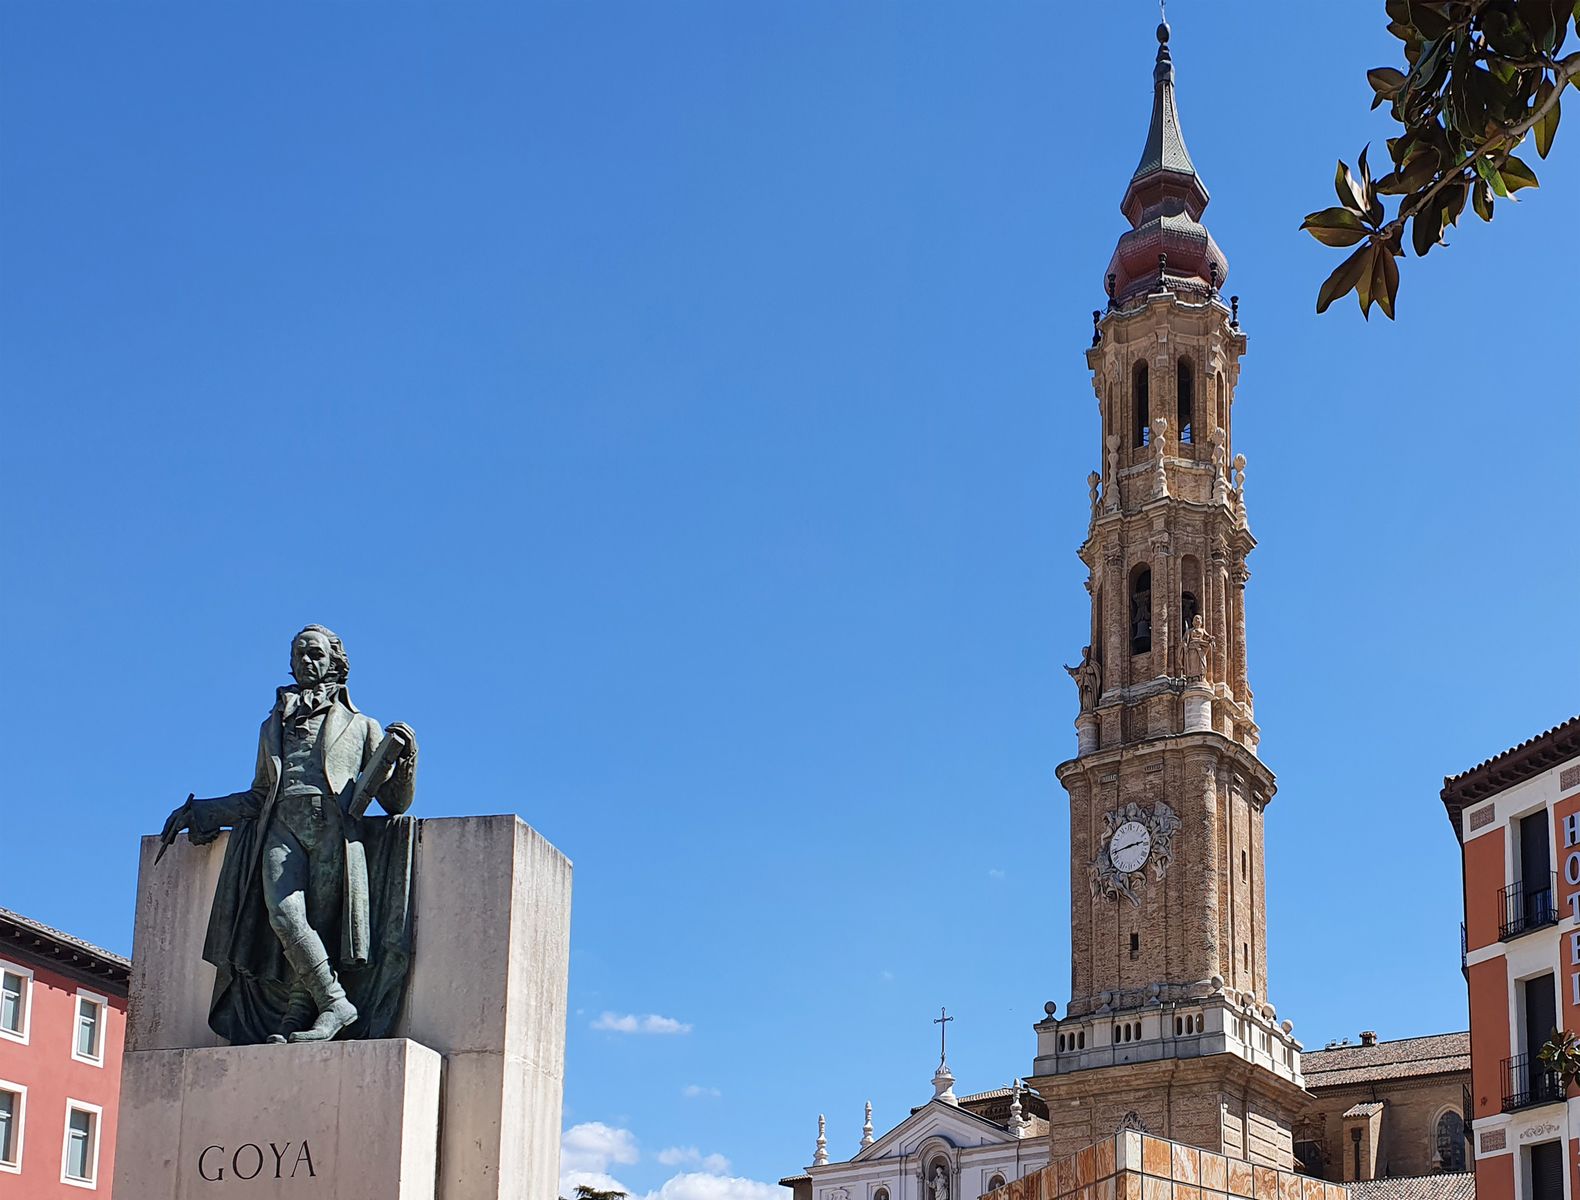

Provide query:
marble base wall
left=113, top=1038, right=440, bottom=1200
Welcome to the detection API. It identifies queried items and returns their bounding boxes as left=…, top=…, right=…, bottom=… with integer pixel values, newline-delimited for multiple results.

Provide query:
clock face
left=1108, top=820, right=1153, bottom=874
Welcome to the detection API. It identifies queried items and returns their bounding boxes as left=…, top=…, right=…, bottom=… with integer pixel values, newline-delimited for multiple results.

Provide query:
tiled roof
left=1342, top=1102, right=1386, bottom=1118
left=0, top=906, right=130, bottom=989
left=1347, top=1174, right=1475, bottom=1200
left=1303, top=1032, right=1469, bottom=1089
left=1442, top=715, right=1580, bottom=835
left=778, top=1175, right=811, bottom=1188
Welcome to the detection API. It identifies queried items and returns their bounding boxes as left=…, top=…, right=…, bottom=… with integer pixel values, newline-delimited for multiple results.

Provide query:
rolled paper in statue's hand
left=345, top=727, right=411, bottom=818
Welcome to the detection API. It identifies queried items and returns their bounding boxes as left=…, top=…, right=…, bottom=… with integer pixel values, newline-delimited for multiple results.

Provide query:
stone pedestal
left=117, top=815, right=572, bottom=1200
left=115, top=1039, right=440, bottom=1199
left=1183, top=683, right=1213, bottom=733
left=1076, top=713, right=1099, bottom=756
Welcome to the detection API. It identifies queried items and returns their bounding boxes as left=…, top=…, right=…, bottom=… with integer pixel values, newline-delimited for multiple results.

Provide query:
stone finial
left=1092, top=310, right=1103, bottom=347
left=1233, top=453, right=1247, bottom=493
left=1008, top=1081, right=1028, bottom=1138
left=1230, top=295, right=1240, bottom=327
left=1088, top=470, right=1102, bottom=519
left=861, top=1101, right=874, bottom=1148
left=813, top=1114, right=828, bottom=1166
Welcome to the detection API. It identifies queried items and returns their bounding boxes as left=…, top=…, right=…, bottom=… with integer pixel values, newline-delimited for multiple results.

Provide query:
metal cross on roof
left=933, top=1006, right=954, bottom=1063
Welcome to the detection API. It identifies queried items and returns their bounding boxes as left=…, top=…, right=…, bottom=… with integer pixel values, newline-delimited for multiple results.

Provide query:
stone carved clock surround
left=1089, top=800, right=1180, bottom=907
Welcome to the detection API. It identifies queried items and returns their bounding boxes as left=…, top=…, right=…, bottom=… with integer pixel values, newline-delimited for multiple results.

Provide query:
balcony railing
left=1463, top=1081, right=1474, bottom=1129
left=1502, top=1053, right=1564, bottom=1111
left=1460, top=922, right=1468, bottom=977
left=1500, top=873, right=1558, bottom=940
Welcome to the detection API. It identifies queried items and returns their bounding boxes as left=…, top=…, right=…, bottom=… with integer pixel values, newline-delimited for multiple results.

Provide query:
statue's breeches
left=261, top=796, right=345, bottom=958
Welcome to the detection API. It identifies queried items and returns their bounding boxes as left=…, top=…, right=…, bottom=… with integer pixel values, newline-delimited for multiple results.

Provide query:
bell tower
left=1027, top=22, right=1308, bottom=1168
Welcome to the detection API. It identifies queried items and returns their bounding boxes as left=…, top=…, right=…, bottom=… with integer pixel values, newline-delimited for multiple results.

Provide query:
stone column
left=1211, top=549, right=1230, bottom=690
left=1066, top=773, right=1093, bottom=1007
left=1153, top=537, right=1172, bottom=679
left=1231, top=561, right=1251, bottom=703
left=1103, top=547, right=1126, bottom=694
left=1188, top=751, right=1222, bottom=984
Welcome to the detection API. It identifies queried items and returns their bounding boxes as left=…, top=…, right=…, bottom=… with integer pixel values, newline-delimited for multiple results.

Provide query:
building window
left=1133, top=361, right=1150, bottom=447
left=1129, top=932, right=1140, bottom=959
left=1177, top=358, right=1194, bottom=443
left=0, top=1082, right=24, bottom=1172
left=62, top=1100, right=101, bottom=1188
left=1529, top=1140, right=1564, bottom=1200
left=0, top=964, right=31, bottom=1044
left=875, top=1189, right=890, bottom=1200
left=1351, top=1128, right=1362, bottom=1179
left=1435, top=1110, right=1466, bottom=1171
left=1130, top=567, right=1152, bottom=654
left=1241, top=849, right=1248, bottom=881
left=72, top=991, right=106, bottom=1066
left=988, top=1176, right=1006, bottom=1193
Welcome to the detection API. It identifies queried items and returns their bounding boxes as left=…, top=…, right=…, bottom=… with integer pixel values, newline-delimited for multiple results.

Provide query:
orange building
left=1444, top=716, right=1580, bottom=1200
left=0, top=907, right=128, bottom=1197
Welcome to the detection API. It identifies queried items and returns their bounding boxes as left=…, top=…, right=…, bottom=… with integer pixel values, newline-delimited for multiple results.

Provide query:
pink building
left=0, top=907, right=128, bottom=1197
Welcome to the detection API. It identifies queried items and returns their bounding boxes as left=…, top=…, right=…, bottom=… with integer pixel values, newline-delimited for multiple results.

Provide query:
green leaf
left=1501, top=153, right=1540, bottom=191
left=1301, top=206, right=1371, bottom=246
left=1317, top=242, right=1377, bottom=314
left=1368, top=66, right=1407, bottom=109
left=1379, top=153, right=1439, bottom=194
left=1473, top=180, right=1496, bottom=221
left=1535, top=90, right=1562, bottom=157
left=1411, top=192, right=1448, bottom=256
left=1357, top=145, right=1384, bottom=224
left=1474, top=155, right=1511, bottom=197
left=1334, top=158, right=1368, bottom=213
left=1372, top=247, right=1401, bottom=320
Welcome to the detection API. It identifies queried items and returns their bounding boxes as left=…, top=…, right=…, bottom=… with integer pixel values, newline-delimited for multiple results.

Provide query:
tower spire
left=1105, top=18, right=1227, bottom=305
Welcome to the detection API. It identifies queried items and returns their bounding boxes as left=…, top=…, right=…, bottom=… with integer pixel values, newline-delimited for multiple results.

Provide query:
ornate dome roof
left=1104, top=23, right=1228, bottom=306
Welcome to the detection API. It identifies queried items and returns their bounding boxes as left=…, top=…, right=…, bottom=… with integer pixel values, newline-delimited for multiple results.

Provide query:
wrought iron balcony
left=1502, top=1053, right=1564, bottom=1111
left=1460, top=922, right=1468, bottom=978
left=1499, top=873, right=1558, bottom=940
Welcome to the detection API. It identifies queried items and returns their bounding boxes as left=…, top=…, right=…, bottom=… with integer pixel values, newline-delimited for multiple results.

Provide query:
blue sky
left=2, top=3, right=1576, bottom=1197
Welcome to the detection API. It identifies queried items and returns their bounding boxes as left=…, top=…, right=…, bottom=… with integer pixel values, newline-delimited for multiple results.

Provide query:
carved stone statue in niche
left=930, top=1166, right=950, bottom=1200
left=1182, top=613, right=1214, bottom=679
left=1065, top=645, right=1102, bottom=710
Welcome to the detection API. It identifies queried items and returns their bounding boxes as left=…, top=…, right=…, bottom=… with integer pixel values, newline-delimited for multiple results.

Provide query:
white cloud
left=658, top=1148, right=731, bottom=1173
left=879, top=970, right=895, bottom=983
left=593, top=1012, right=693, bottom=1035
left=561, top=1122, right=640, bottom=1176
left=987, top=867, right=1006, bottom=879
left=682, top=1084, right=722, bottom=1099
left=645, top=1172, right=783, bottom=1200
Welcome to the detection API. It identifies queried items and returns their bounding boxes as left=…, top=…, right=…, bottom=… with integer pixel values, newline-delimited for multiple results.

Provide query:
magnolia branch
left=1375, top=50, right=1580, bottom=244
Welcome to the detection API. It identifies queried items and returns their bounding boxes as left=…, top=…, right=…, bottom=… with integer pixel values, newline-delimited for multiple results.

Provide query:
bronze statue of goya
left=160, top=625, right=419, bottom=1046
